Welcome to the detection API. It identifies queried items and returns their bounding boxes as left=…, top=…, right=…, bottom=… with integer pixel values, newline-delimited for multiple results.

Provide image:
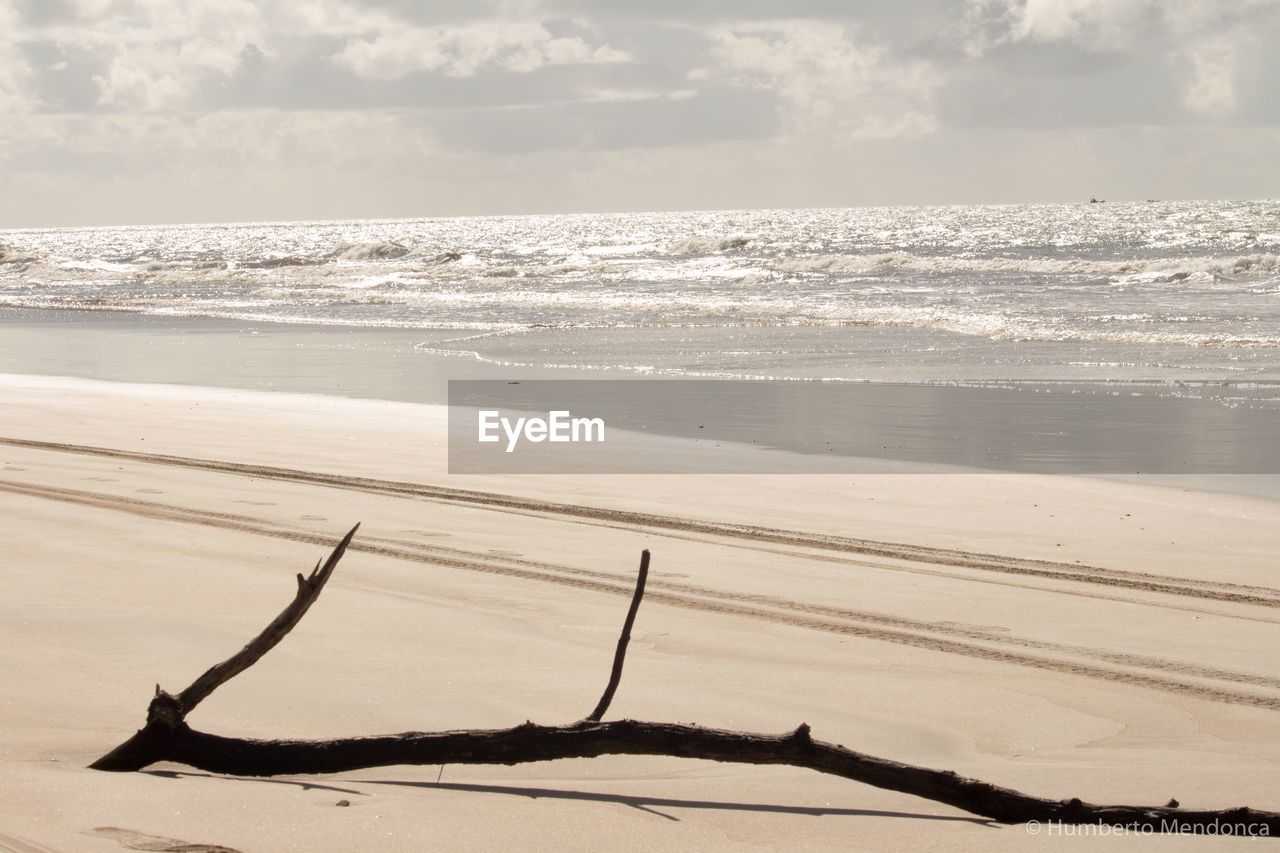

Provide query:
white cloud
left=1183, top=39, right=1237, bottom=114
left=962, top=0, right=1161, bottom=52
left=334, top=19, right=631, bottom=80
left=1, top=0, right=1277, bottom=225
left=0, top=3, right=36, bottom=112
left=14, top=0, right=271, bottom=110
left=582, top=87, right=698, bottom=104
left=999, top=0, right=1277, bottom=48
left=274, top=0, right=393, bottom=38
left=701, top=21, right=938, bottom=140
left=1008, top=0, right=1147, bottom=47
left=960, top=0, right=1279, bottom=116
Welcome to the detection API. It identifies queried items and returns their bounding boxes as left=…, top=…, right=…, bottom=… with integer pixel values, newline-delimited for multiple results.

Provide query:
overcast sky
left=2, top=0, right=1278, bottom=227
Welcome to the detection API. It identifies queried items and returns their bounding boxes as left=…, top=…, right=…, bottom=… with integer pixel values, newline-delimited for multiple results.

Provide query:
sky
left=1, top=0, right=1279, bottom=227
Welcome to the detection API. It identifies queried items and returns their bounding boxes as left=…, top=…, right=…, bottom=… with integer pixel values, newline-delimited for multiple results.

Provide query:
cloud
left=333, top=19, right=631, bottom=80
left=0, top=2, right=37, bottom=112
left=1007, top=0, right=1150, bottom=46
left=699, top=20, right=938, bottom=140
left=5, top=1, right=635, bottom=115
left=4, top=0, right=268, bottom=112
left=1, top=0, right=1278, bottom=225
left=96, top=1, right=265, bottom=109
left=961, top=0, right=1200, bottom=52
left=1183, top=38, right=1238, bottom=114
left=959, top=0, right=1280, bottom=117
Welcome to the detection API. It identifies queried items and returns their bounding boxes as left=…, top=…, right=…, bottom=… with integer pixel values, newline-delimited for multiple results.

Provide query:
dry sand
left=2, top=373, right=1279, bottom=851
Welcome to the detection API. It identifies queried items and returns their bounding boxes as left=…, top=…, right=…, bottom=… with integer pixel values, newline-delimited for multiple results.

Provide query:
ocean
left=2, top=200, right=1278, bottom=385
left=2, top=201, right=1280, bottom=482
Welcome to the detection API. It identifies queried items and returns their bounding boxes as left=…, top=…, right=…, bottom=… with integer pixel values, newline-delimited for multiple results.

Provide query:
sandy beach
left=5, top=0, right=1279, bottom=843
left=2, top=372, right=1279, bottom=851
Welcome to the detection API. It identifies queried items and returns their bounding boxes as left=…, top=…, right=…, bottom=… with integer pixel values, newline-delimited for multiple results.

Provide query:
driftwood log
left=93, top=525, right=1280, bottom=836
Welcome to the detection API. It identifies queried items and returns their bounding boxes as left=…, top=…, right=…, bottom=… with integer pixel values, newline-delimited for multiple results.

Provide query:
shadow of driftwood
left=141, top=769, right=988, bottom=824
left=142, top=769, right=367, bottom=796
left=362, top=779, right=994, bottom=825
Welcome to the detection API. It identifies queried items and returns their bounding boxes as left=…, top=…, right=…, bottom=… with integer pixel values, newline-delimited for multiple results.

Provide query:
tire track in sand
left=2, top=475, right=1279, bottom=711
left=2, top=436, right=1278, bottom=608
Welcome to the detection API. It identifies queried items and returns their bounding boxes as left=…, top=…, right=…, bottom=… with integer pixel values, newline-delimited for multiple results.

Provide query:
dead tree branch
left=178, top=523, right=359, bottom=715
left=90, top=524, right=358, bottom=772
left=91, top=527, right=1280, bottom=836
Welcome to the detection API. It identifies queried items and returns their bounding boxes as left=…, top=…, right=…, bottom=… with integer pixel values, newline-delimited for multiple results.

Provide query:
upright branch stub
left=583, top=549, right=650, bottom=722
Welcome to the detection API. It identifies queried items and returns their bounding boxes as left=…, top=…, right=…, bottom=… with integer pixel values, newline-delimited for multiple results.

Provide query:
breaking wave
left=771, top=252, right=1280, bottom=282
left=668, top=235, right=758, bottom=254
left=328, top=240, right=411, bottom=260
left=237, top=256, right=328, bottom=270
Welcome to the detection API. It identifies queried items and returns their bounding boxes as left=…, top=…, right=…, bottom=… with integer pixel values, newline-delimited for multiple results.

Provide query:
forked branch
left=177, top=523, right=359, bottom=715
left=90, top=524, right=357, bottom=771
left=91, top=528, right=1280, bottom=836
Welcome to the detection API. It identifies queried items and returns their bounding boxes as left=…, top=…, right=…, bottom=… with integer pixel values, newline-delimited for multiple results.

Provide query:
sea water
left=3, top=201, right=1279, bottom=422
left=4, top=201, right=1280, bottom=485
